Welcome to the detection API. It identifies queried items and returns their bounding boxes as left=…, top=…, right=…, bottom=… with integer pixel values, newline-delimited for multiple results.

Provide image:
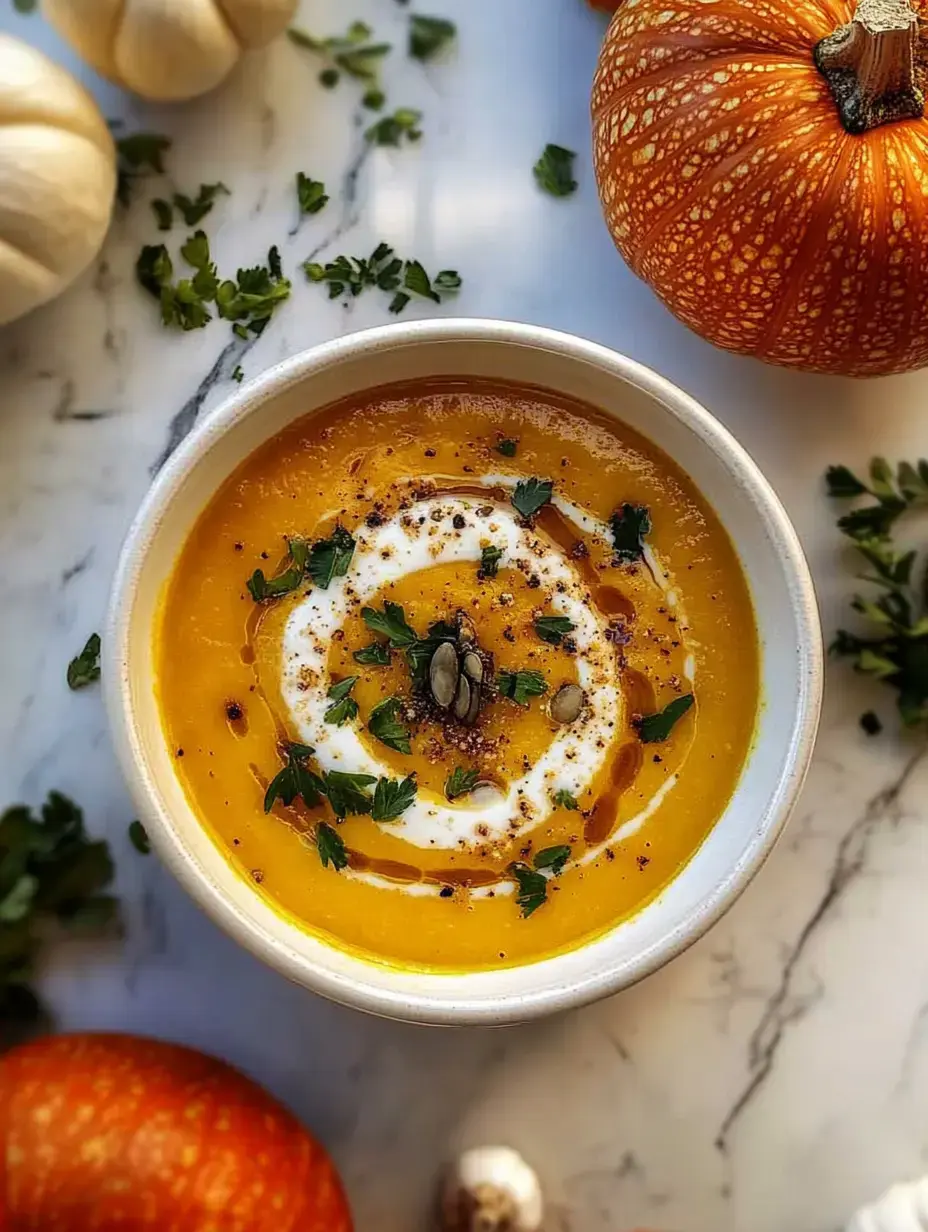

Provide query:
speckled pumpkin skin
left=0, top=1034, right=352, bottom=1231
left=592, top=0, right=928, bottom=375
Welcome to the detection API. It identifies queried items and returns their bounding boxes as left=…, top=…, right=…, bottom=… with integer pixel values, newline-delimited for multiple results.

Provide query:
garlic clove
left=439, top=1146, right=543, bottom=1232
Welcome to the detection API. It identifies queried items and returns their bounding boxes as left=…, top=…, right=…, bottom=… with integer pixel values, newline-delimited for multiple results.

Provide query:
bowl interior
left=106, top=322, right=822, bottom=1025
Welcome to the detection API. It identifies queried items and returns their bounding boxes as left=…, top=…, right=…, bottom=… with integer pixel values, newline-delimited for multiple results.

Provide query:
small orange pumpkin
left=0, top=1034, right=353, bottom=1231
left=592, top=0, right=928, bottom=375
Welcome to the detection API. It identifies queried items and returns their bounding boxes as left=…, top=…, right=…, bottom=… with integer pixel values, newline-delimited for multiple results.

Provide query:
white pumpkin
left=0, top=36, right=115, bottom=328
left=43, top=0, right=299, bottom=102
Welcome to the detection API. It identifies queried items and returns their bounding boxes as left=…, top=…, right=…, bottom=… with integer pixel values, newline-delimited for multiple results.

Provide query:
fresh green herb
left=304, top=243, right=460, bottom=314
left=0, top=792, right=118, bottom=1046
left=533, top=144, right=578, bottom=197
left=512, top=477, right=553, bottom=520
left=264, top=742, right=326, bottom=812
left=354, top=642, right=392, bottom=666
left=296, top=172, right=329, bottom=216
left=860, top=710, right=882, bottom=735
left=552, top=788, right=579, bottom=811
left=308, top=525, right=355, bottom=589
left=611, top=503, right=651, bottom=564
left=288, top=21, right=391, bottom=89
left=173, top=183, right=230, bottom=226
left=372, top=774, right=418, bottom=821
left=533, top=844, right=571, bottom=875
left=324, top=770, right=376, bottom=818
left=232, top=365, right=244, bottom=383
left=497, top=669, right=548, bottom=706
left=445, top=766, right=479, bottom=800
left=247, top=537, right=311, bottom=602
left=13, top=0, right=37, bottom=12
left=368, top=697, right=412, bottom=754
left=827, top=457, right=928, bottom=726
left=67, top=633, right=101, bottom=690
left=534, top=614, right=575, bottom=646
left=116, top=132, right=171, bottom=206
left=509, top=862, right=548, bottom=918
left=316, top=822, right=349, bottom=870
left=479, top=545, right=503, bottom=579
left=409, top=14, right=456, bottom=59
left=497, top=438, right=517, bottom=458
left=363, top=88, right=386, bottom=110
left=215, top=247, right=291, bottom=337
left=324, top=677, right=359, bottom=726
left=634, top=693, right=695, bottom=743
left=128, top=820, right=151, bottom=855
left=362, top=601, right=418, bottom=647
left=151, top=199, right=173, bottom=230
left=365, top=108, right=423, bottom=147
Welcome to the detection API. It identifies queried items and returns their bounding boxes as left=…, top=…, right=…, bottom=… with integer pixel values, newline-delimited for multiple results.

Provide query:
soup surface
left=157, top=380, right=759, bottom=970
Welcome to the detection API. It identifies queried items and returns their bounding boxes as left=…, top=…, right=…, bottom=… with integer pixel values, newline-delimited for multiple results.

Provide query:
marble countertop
left=3, top=1, right=928, bottom=1228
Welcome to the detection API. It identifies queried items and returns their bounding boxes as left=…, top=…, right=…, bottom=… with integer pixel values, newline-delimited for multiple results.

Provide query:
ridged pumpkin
left=0, top=1034, right=353, bottom=1231
left=592, top=0, right=928, bottom=375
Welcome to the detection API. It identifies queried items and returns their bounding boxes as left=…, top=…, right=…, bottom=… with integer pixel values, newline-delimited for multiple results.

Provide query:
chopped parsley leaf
left=497, top=669, right=548, bottom=706
left=509, top=862, right=548, bottom=918
left=362, top=601, right=418, bottom=646
left=354, top=642, right=392, bottom=666
left=67, top=633, right=101, bottom=690
left=366, top=108, right=423, bottom=146
left=634, top=693, right=695, bottom=743
left=552, top=788, right=579, bottom=811
left=479, top=545, right=503, bottom=579
left=247, top=536, right=311, bottom=602
left=316, top=822, right=349, bottom=870
left=512, top=477, right=553, bottom=520
left=409, top=14, right=456, bottom=60
left=534, top=144, right=578, bottom=197
left=264, top=743, right=326, bottom=812
left=445, top=766, right=479, bottom=800
left=533, top=844, right=571, bottom=875
left=372, top=774, right=418, bottom=821
left=324, top=677, right=359, bottom=726
left=497, top=438, right=517, bottom=458
left=296, top=172, right=329, bottom=216
left=128, top=820, right=151, bottom=855
left=611, top=503, right=651, bottom=564
left=308, top=524, right=355, bottom=589
left=367, top=697, right=412, bottom=754
left=324, top=770, right=376, bottom=818
left=534, top=614, right=575, bottom=646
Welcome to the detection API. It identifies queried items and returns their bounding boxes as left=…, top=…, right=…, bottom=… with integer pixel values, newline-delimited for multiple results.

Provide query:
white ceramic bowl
left=104, top=319, right=822, bottom=1026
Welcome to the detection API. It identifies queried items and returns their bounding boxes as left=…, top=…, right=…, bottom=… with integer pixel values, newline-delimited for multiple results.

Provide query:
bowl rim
left=104, top=317, right=823, bottom=1025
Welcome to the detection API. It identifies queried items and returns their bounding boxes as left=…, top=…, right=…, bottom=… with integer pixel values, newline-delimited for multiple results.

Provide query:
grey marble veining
left=1, top=2, right=928, bottom=1229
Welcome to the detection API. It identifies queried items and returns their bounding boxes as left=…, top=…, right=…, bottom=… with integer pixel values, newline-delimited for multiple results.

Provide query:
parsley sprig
left=828, top=457, right=928, bottom=726
left=510, top=844, right=572, bottom=917
left=324, top=677, right=360, bottom=726
left=303, top=243, right=461, bottom=314
left=247, top=526, right=355, bottom=602
left=288, top=21, right=391, bottom=92
left=372, top=774, right=418, bottom=821
left=368, top=697, right=412, bottom=754
left=1, top=792, right=118, bottom=1045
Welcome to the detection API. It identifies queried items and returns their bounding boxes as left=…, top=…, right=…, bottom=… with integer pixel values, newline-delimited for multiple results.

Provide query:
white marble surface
left=2, top=2, right=928, bottom=1229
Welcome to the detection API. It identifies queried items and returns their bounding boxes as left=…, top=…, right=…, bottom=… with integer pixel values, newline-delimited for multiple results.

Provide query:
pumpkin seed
left=462, top=651, right=483, bottom=684
left=430, top=642, right=459, bottom=709
left=550, top=683, right=584, bottom=725
left=453, top=674, right=472, bottom=721
left=465, top=680, right=481, bottom=726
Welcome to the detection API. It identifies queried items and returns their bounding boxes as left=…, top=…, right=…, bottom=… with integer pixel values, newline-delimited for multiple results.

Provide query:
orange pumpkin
left=0, top=1034, right=353, bottom=1231
left=592, top=0, right=928, bottom=375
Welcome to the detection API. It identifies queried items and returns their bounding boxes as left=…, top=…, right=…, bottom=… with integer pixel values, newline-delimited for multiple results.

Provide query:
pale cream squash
left=0, top=36, right=115, bottom=328
left=43, top=0, right=298, bottom=102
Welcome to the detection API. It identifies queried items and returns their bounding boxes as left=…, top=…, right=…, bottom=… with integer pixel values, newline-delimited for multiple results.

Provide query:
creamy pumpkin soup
left=156, top=380, right=759, bottom=970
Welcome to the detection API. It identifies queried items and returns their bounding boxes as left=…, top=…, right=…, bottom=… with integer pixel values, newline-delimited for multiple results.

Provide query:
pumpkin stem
left=814, top=0, right=924, bottom=133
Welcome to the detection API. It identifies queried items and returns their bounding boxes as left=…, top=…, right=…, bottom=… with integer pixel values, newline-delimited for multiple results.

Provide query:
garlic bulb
left=439, top=1146, right=544, bottom=1232
left=848, top=1177, right=928, bottom=1232
left=0, top=35, right=115, bottom=327
left=43, top=0, right=298, bottom=103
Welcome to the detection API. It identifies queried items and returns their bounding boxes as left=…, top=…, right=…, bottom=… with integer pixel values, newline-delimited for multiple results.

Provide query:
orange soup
left=156, top=381, right=759, bottom=970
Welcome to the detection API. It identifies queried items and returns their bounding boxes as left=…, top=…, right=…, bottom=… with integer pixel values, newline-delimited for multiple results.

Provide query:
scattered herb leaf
left=316, top=822, right=349, bottom=870
left=288, top=21, right=391, bottom=88
left=533, top=844, right=571, bottom=875
left=634, top=693, right=695, bottom=743
left=354, top=642, right=392, bottom=666
left=116, top=132, right=171, bottom=206
left=409, top=14, right=456, bottom=60
left=497, top=438, right=517, bottom=458
left=366, top=108, right=423, bottom=146
left=151, top=198, right=173, bottom=231
left=304, top=243, right=460, bottom=313
left=534, top=144, right=578, bottom=197
left=611, top=503, right=652, bottom=564
left=534, top=614, right=575, bottom=646
left=497, top=669, right=548, bottom=706
left=67, top=633, right=101, bottom=690
left=296, top=172, right=329, bottom=216
left=264, top=743, right=326, bottom=812
left=552, top=788, right=579, bottom=811
left=372, top=774, right=418, bottom=821
left=232, top=365, right=244, bottom=383
left=128, top=820, right=151, bottom=855
left=828, top=458, right=928, bottom=726
left=509, top=862, right=548, bottom=918
left=324, top=676, right=360, bottom=726
left=445, top=766, right=479, bottom=800
left=362, top=601, right=418, bottom=647
left=512, top=478, right=553, bottom=520
left=479, top=545, right=503, bottom=579
left=324, top=770, right=376, bottom=818
left=368, top=697, right=412, bottom=754
left=172, top=182, right=230, bottom=226
left=308, top=524, right=355, bottom=589
left=363, top=88, right=386, bottom=110
left=247, top=536, right=310, bottom=602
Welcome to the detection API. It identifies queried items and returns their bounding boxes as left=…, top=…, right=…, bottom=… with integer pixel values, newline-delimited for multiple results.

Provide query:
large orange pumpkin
left=592, top=0, right=928, bottom=375
left=0, top=1034, right=353, bottom=1231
